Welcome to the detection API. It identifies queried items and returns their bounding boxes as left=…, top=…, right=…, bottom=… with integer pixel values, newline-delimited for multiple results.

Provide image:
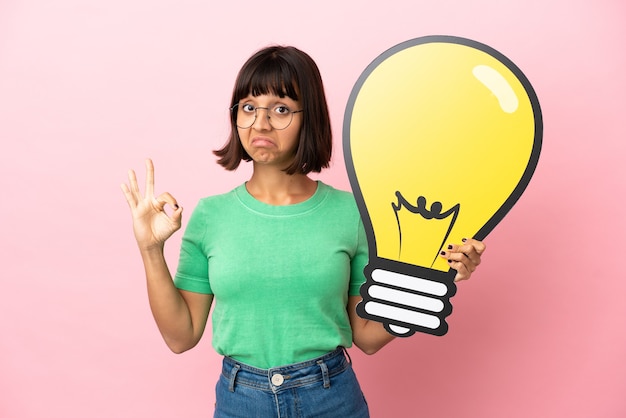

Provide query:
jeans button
left=271, top=373, right=284, bottom=386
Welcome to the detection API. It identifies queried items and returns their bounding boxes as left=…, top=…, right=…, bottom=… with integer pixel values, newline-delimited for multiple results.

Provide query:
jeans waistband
left=222, top=347, right=351, bottom=393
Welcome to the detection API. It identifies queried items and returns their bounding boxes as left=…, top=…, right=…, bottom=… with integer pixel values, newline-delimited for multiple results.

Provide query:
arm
left=121, top=159, right=211, bottom=353
left=141, top=248, right=212, bottom=353
left=349, top=238, right=487, bottom=354
left=348, top=295, right=395, bottom=355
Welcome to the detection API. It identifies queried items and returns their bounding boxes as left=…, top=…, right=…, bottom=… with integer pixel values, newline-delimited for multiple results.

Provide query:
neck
left=246, top=164, right=317, bottom=205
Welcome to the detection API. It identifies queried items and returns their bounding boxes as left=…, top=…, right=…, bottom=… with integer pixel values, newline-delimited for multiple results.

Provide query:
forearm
left=348, top=296, right=395, bottom=355
left=352, top=320, right=396, bottom=355
left=140, top=248, right=198, bottom=353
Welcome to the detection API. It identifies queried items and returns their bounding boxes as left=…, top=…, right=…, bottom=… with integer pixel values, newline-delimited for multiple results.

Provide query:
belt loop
left=228, top=363, right=241, bottom=392
left=343, top=347, right=352, bottom=364
left=317, top=360, right=330, bottom=389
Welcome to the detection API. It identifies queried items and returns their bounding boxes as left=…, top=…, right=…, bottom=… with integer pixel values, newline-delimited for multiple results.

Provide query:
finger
left=450, top=252, right=477, bottom=275
left=440, top=247, right=477, bottom=276
left=120, top=183, right=137, bottom=208
left=439, top=255, right=471, bottom=282
left=445, top=243, right=481, bottom=267
left=462, top=244, right=481, bottom=267
left=125, top=169, right=143, bottom=207
left=453, top=260, right=471, bottom=282
left=145, top=158, right=155, bottom=198
left=155, top=192, right=183, bottom=230
left=153, top=192, right=180, bottom=212
left=127, top=168, right=140, bottom=195
left=170, top=205, right=184, bottom=226
left=463, top=238, right=487, bottom=256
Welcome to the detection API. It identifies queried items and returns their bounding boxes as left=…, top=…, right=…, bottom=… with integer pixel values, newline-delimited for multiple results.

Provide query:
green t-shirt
left=174, top=181, right=368, bottom=369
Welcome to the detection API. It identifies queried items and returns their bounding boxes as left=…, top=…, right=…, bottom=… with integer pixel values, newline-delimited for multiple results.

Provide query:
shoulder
left=188, top=185, right=242, bottom=220
left=317, top=182, right=359, bottom=215
left=196, top=185, right=241, bottom=206
left=319, top=181, right=356, bottom=203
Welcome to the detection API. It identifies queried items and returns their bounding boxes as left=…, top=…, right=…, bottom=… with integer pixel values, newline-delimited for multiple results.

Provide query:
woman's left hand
left=439, top=238, right=487, bottom=282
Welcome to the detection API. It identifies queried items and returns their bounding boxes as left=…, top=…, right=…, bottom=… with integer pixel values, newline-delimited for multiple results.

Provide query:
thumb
left=154, top=192, right=179, bottom=211
left=170, top=205, right=183, bottom=224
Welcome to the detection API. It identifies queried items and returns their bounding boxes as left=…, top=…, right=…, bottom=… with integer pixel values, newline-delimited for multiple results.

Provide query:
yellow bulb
left=345, top=36, right=542, bottom=336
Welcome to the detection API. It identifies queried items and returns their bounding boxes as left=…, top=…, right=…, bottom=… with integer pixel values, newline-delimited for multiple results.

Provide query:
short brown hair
left=213, top=46, right=332, bottom=175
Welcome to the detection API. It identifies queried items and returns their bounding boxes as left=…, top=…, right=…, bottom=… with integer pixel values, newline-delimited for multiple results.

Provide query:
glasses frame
left=231, top=103, right=304, bottom=130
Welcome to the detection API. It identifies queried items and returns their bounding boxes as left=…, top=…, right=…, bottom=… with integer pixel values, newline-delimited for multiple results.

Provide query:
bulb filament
left=392, top=192, right=460, bottom=267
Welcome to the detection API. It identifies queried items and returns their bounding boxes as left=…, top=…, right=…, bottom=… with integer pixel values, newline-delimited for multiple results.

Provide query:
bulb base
left=356, top=257, right=457, bottom=337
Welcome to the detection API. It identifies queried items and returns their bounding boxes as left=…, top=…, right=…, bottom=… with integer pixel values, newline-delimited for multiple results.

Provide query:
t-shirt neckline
left=235, top=180, right=329, bottom=216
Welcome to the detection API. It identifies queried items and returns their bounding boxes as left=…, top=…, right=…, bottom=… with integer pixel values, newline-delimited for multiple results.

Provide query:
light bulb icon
left=344, top=36, right=542, bottom=337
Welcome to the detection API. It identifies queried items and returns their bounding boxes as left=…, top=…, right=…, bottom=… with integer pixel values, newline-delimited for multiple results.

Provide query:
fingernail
left=462, top=238, right=467, bottom=242
left=447, top=245, right=453, bottom=250
left=447, top=259, right=453, bottom=263
left=440, top=251, right=446, bottom=256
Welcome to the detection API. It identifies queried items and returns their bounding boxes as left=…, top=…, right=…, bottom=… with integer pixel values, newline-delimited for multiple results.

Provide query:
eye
left=273, top=105, right=291, bottom=115
left=241, top=103, right=255, bottom=113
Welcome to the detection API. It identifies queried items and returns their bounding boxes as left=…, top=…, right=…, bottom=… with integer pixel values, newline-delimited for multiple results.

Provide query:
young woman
left=122, top=45, right=485, bottom=417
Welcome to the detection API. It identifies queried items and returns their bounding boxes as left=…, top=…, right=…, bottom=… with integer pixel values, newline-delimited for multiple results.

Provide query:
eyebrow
left=240, top=96, right=299, bottom=106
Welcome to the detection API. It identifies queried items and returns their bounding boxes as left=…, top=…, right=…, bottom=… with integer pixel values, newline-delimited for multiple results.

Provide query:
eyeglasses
left=231, top=103, right=304, bottom=130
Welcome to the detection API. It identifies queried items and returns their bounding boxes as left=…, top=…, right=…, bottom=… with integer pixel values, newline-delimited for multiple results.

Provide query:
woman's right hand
left=121, top=159, right=183, bottom=252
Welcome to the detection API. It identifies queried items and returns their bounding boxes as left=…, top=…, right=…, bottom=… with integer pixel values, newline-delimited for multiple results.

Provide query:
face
left=236, top=93, right=303, bottom=170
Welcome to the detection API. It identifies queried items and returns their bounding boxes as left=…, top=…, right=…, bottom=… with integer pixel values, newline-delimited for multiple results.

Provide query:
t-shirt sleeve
left=174, top=202, right=213, bottom=294
left=349, top=218, right=369, bottom=296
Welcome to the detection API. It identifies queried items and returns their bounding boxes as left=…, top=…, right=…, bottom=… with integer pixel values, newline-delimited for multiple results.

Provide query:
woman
left=122, top=45, right=485, bottom=417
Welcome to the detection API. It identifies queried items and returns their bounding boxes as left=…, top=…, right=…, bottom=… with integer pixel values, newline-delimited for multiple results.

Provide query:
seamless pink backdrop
left=1, top=1, right=625, bottom=417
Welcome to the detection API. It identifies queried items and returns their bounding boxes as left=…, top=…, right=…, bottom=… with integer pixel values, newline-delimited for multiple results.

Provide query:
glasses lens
left=233, top=104, right=253, bottom=129
left=268, top=106, right=293, bottom=130
left=233, top=104, right=294, bottom=130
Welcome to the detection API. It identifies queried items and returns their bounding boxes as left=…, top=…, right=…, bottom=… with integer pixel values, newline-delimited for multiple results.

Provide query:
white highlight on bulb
left=371, top=269, right=448, bottom=296
left=472, top=64, right=519, bottom=113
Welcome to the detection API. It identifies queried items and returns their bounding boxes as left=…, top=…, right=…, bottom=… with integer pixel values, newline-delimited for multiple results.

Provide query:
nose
left=252, top=107, right=272, bottom=130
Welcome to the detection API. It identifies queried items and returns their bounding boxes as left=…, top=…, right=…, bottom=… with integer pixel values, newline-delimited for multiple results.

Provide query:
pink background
left=1, top=1, right=625, bottom=417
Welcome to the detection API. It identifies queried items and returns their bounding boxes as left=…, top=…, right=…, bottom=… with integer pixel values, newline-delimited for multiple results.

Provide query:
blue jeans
left=214, top=347, right=369, bottom=417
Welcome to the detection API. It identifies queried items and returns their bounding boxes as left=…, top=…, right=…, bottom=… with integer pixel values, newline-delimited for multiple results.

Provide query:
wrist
left=139, top=244, right=165, bottom=259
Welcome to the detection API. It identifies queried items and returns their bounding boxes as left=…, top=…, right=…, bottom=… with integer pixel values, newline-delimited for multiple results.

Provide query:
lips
left=251, top=137, right=276, bottom=147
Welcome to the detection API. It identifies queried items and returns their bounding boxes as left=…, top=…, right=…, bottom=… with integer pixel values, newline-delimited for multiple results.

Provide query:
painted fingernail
left=447, top=259, right=453, bottom=263
left=462, top=238, right=467, bottom=242
left=447, top=245, right=453, bottom=250
left=440, top=251, right=446, bottom=256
